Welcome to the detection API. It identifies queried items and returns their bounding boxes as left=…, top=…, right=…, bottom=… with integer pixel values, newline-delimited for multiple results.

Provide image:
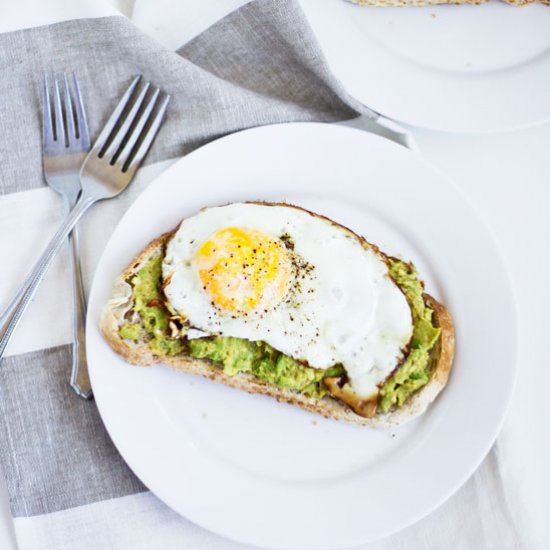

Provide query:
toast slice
left=348, top=0, right=548, bottom=6
left=101, top=225, right=455, bottom=428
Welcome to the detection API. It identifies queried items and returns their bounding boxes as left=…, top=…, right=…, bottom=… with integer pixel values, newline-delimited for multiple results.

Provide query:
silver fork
left=44, top=73, right=92, bottom=399
left=0, top=75, right=91, bottom=393
left=0, top=75, right=170, bottom=363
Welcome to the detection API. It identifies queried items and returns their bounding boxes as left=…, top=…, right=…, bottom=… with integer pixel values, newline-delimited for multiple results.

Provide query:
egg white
left=162, top=203, right=413, bottom=399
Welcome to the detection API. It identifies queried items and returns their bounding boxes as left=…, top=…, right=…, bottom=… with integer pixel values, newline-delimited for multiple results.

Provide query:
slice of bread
left=349, top=0, right=548, bottom=6
left=101, top=226, right=455, bottom=429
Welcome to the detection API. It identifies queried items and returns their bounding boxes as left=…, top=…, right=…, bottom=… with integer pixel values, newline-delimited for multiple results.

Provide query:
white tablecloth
left=0, top=1, right=548, bottom=548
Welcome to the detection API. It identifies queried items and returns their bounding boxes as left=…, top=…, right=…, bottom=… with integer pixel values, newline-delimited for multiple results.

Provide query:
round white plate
left=299, top=0, right=550, bottom=132
left=87, top=123, right=517, bottom=549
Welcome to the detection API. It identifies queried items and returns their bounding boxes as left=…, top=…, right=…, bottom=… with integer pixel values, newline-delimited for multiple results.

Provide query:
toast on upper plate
left=101, top=203, right=455, bottom=428
left=348, top=0, right=548, bottom=6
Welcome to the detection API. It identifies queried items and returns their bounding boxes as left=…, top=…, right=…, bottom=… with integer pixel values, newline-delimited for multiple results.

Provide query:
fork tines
left=43, top=73, right=90, bottom=151
left=92, top=75, right=170, bottom=175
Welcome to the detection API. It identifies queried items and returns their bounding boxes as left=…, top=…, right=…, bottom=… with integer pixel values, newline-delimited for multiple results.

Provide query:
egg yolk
left=195, top=227, right=293, bottom=315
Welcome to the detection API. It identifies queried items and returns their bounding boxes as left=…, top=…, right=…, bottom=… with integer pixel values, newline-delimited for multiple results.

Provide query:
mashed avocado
left=378, top=260, right=441, bottom=412
left=118, top=253, right=440, bottom=410
left=122, top=255, right=184, bottom=356
left=189, top=337, right=344, bottom=398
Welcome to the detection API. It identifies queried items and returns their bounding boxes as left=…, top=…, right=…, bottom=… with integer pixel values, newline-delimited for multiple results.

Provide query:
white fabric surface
left=0, top=1, right=548, bottom=549
left=0, top=0, right=119, bottom=33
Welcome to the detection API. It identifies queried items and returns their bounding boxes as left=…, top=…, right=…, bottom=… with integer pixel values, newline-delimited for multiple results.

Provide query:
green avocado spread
left=190, top=337, right=344, bottom=399
left=119, top=252, right=440, bottom=412
left=378, top=260, right=441, bottom=412
left=120, top=256, right=184, bottom=356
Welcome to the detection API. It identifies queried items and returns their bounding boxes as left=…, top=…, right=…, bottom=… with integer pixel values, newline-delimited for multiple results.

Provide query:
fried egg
left=162, top=203, right=413, bottom=399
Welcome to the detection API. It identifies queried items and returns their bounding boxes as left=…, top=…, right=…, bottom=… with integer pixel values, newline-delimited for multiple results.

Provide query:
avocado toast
left=101, top=203, right=454, bottom=428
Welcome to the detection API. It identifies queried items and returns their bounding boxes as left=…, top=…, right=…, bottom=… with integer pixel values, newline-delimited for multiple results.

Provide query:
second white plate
left=300, top=0, right=550, bottom=132
left=87, top=123, right=517, bottom=549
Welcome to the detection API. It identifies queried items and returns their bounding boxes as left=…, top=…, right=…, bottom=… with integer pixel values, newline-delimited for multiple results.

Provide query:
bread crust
left=100, top=206, right=455, bottom=428
left=349, top=0, right=548, bottom=6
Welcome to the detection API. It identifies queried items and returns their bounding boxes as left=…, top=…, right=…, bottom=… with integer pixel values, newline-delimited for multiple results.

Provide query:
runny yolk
left=195, top=227, right=293, bottom=315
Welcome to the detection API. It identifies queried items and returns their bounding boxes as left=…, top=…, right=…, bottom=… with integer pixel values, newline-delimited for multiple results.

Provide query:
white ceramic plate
left=87, top=123, right=517, bottom=549
left=299, top=0, right=550, bottom=132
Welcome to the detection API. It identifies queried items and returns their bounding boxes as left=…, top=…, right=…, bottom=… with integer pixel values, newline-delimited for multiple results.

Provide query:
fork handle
left=0, top=194, right=96, bottom=361
left=68, top=223, right=93, bottom=399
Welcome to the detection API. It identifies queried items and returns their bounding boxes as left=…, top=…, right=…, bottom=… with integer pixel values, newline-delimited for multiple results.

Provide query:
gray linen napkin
left=0, top=1, right=391, bottom=548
